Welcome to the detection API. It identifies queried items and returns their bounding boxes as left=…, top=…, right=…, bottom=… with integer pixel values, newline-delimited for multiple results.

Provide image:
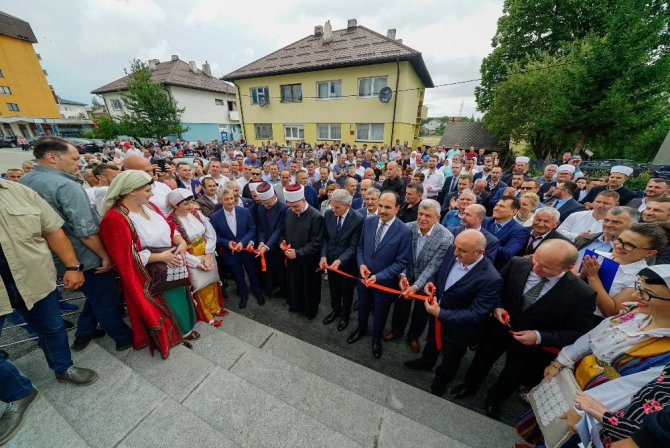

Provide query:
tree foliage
left=478, top=0, right=670, bottom=161
left=118, top=59, right=187, bottom=140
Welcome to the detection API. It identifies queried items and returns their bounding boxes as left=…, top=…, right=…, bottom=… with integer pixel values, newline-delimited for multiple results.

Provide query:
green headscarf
left=100, top=170, right=153, bottom=215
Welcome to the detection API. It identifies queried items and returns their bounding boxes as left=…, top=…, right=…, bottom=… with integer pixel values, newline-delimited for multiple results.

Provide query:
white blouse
left=556, top=311, right=670, bottom=368
left=175, top=211, right=216, bottom=255
left=129, top=205, right=174, bottom=266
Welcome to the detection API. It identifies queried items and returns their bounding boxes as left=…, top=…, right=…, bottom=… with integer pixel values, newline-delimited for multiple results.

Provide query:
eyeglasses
left=612, top=237, right=654, bottom=252
left=251, top=172, right=261, bottom=175
left=520, top=186, right=534, bottom=190
left=634, top=281, right=670, bottom=302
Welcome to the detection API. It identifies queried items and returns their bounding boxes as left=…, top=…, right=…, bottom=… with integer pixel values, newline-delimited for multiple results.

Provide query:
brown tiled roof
left=222, top=25, right=433, bottom=87
left=91, top=59, right=236, bottom=95
left=439, top=122, right=507, bottom=152
left=0, top=11, right=37, bottom=43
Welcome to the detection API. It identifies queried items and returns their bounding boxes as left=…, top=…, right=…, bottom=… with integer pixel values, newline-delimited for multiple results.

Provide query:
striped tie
left=522, top=277, right=550, bottom=311
left=375, top=222, right=387, bottom=250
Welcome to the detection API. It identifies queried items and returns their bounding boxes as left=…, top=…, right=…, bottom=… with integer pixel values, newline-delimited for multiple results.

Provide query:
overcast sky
left=4, top=0, right=503, bottom=117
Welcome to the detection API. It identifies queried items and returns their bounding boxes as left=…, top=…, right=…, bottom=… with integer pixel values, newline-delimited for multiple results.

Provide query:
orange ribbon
left=280, top=240, right=292, bottom=267
left=245, top=247, right=266, bottom=272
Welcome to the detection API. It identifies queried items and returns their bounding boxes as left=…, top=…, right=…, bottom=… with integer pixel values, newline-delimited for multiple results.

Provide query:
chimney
left=386, top=29, right=396, bottom=40
left=323, top=20, right=333, bottom=44
left=202, top=61, right=211, bottom=76
left=347, top=19, right=357, bottom=30
left=171, top=54, right=179, bottom=61
left=314, top=25, right=323, bottom=37
left=189, top=61, right=197, bottom=73
left=147, top=59, right=159, bottom=70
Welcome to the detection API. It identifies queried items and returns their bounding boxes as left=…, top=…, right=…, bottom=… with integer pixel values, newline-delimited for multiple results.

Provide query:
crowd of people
left=1, top=136, right=669, bottom=447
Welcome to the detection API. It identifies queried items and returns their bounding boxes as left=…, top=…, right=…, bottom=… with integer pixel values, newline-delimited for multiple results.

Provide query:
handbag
left=145, top=247, right=190, bottom=295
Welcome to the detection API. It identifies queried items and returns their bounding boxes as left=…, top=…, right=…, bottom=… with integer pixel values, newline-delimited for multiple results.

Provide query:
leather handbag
left=145, top=247, right=190, bottom=295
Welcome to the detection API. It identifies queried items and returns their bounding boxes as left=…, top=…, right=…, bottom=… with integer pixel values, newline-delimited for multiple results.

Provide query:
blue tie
left=494, top=223, right=502, bottom=234
left=336, top=216, right=342, bottom=232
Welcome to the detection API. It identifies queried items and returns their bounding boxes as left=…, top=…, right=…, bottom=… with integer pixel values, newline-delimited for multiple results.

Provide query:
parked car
left=66, top=138, right=102, bottom=154
left=580, top=158, right=642, bottom=176
left=0, top=135, right=18, bottom=148
left=652, top=165, right=670, bottom=181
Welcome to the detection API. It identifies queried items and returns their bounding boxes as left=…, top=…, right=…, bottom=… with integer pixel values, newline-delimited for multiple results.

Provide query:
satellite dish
left=259, top=97, right=267, bottom=107
left=378, top=87, right=393, bottom=103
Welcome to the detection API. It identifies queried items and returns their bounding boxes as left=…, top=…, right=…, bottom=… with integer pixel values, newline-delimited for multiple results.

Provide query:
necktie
left=525, top=235, right=542, bottom=255
left=522, top=277, right=550, bottom=311
left=494, top=223, right=502, bottom=234
left=374, top=221, right=387, bottom=250
left=336, top=216, right=342, bottom=232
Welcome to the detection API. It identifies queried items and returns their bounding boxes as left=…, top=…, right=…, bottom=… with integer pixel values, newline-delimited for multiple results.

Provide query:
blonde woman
left=513, top=192, right=539, bottom=227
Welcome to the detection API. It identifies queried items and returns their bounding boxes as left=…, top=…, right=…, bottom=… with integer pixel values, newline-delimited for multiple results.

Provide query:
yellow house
left=0, top=10, right=60, bottom=138
left=222, top=20, right=433, bottom=147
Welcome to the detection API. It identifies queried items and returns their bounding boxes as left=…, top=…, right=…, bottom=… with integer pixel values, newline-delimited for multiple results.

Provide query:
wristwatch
left=65, top=264, right=84, bottom=272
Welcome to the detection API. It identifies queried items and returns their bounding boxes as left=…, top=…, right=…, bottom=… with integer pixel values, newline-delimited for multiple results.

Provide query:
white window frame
left=316, top=80, right=342, bottom=100
left=0, top=86, right=11, bottom=95
left=111, top=99, right=122, bottom=111
left=250, top=87, right=269, bottom=105
left=358, top=76, right=388, bottom=98
left=6, top=103, right=19, bottom=112
left=317, top=123, right=341, bottom=140
left=356, top=123, right=384, bottom=142
left=284, top=124, right=304, bottom=140
left=254, top=123, right=273, bottom=139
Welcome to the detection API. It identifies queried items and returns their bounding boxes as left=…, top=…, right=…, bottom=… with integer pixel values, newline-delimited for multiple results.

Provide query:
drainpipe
left=233, top=81, right=245, bottom=143
left=389, top=57, right=400, bottom=147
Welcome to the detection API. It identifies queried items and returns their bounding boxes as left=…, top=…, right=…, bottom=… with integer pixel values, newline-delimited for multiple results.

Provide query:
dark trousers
left=418, top=313, right=440, bottom=365
left=327, top=267, right=356, bottom=317
left=76, top=270, right=132, bottom=343
left=264, top=250, right=286, bottom=297
left=433, top=341, right=469, bottom=387
left=391, top=296, right=431, bottom=339
left=356, top=284, right=394, bottom=341
left=462, top=318, right=554, bottom=405
left=0, top=357, right=33, bottom=402
left=225, top=253, right=262, bottom=300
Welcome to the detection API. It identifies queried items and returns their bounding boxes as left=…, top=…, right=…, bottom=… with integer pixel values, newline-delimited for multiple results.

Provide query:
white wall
left=167, top=86, right=237, bottom=124
left=101, top=93, right=126, bottom=119
left=59, top=104, right=87, bottom=119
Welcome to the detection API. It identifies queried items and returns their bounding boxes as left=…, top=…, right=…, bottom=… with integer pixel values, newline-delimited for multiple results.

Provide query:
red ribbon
left=223, top=242, right=267, bottom=272
left=280, top=240, right=292, bottom=266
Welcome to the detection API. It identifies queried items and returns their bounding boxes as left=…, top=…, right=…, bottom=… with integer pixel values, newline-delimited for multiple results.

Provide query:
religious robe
left=281, top=204, right=324, bottom=318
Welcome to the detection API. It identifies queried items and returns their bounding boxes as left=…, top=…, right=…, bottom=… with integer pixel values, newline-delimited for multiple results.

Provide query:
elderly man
left=21, top=160, right=34, bottom=174
left=557, top=190, right=619, bottom=241
left=273, top=169, right=291, bottom=202
left=483, top=196, right=530, bottom=270
left=451, top=240, right=596, bottom=420
left=256, top=182, right=288, bottom=298
left=344, top=177, right=363, bottom=210
left=502, top=156, right=530, bottom=185
left=574, top=206, right=639, bottom=261
left=398, top=182, right=423, bottom=223
left=581, top=166, right=637, bottom=206
left=442, top=175, right=474, bottom=216
left=381, top=161, right=406, bottom=200
left=4, top=168, right=24, bottom=182
left=347, top=191, right=411, bottom=358
left=280, top=184, right=324, bottom=319
left=406, top=230, right=503, bottom=396
left=521, top=207, right=568, bottom=255
left=386, top=199, right=453, bottom=352
left=628, top=178, right=668, bottom=212
left=442, top=190, right=477, bottom=227
left=319, top=189, right=364, bottom=331
left=536, top=164, right=558, bottom=186
left=358, top=187, right=381, bottom=218
left=20, top=137, right=133, bottom=352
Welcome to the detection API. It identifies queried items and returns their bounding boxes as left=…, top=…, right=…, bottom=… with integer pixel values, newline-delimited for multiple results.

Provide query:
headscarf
left=100, top=170, right=153, bottom=215
left=165, top=188, right=194, bottom=212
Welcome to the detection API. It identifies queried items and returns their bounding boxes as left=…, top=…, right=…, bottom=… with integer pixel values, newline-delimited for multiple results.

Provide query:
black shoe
left=485, top=402, right=501, bottom=420
left=0, top=389, right=38, bottom=445
left=430, top=380, right=447, bottom=397
left=336, top=316, right=350, bottom=332
left=403, top=358, right=434, bottom=371
left=62, top=319, right=74, bottom=329
left=71, top=329, right=106, bottom=351
left=115, top=340, right=132, bottom=352
left=322, top=311, right=341, bottom=325
left=372, top=339, right=382, bottom=358
left=239, top=297, right=248, bottom=309
left=256, top=294, right=266, bottom=306
left=451, top=384, right=477, bottom=399
left=346, top=327, right=366, bottom=344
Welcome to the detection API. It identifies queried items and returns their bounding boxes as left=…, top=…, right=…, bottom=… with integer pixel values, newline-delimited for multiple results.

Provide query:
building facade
left=92, top=57, right=241, bottom=143
left=0, top=11, right=61, bottom=139
left=223, top=20, right=433, bottom=147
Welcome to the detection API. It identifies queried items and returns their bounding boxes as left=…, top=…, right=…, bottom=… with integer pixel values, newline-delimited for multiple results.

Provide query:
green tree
left=118, top=59, right=187, bottom=140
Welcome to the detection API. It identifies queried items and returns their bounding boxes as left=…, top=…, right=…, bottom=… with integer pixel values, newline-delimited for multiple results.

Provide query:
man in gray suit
left=384, top=199, right=453, bottom=353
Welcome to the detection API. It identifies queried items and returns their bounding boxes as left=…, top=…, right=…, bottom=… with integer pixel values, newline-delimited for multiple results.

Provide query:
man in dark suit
left=436, top=160, right=462, bottom=205
left=581, top=166, right=638, bottom=207
left=175, top=162, right=203, bottom=198
left=347, top=191, right=412, bottom=358
left=386, top=199, right=453, bottom=352
left=320, top=189, right=364, bottom=332
left=545, top=180, right=585, bottom=222
left=210, top=186, right=264, bottom=309
left=295, top=170, right=320, bottom=210
left=451, top=240, right=596, bottom=420
left=256, top=182, right=288, bottom=298
left=449, top=204, right=499, bottom=263
left=521, top=207, right=568, bottom=255
left=415, top=230, right=504, bottom=396
left=482, top=196, right=530, bottom=270
left=380, top=162, right=406, bottom=202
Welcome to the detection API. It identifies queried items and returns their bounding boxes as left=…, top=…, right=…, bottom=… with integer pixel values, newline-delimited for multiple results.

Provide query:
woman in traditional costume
left=516, top=265, right=670, bottom=446
left=98, top=171, right=198, bottom=359
left=165, top=189, right=227, bottom=327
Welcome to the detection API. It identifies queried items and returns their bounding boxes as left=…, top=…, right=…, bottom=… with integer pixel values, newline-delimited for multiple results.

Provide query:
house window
left=317, top=80, right=341, bottom=99
left=358, top=76, right=387, bottom=98
left=280, top=84, right=302, bottom=103
left=250, top=87, right=269, bottom=105
left=6, top=103, right=19, bottom=112
left=214, top=99, right=224, bottom=105
left=254, top=123, right=273, bottom=139
left=317, top=123, right=341, bottom=140
left=227, top=101, right=236, bottom=111
left=356, top=123, right=384, bottom=142
left=284, top=124, right=304, bottom=140
left=0, top=86, right=11, bottom=94
left=111, top=99, right=122, bottom=111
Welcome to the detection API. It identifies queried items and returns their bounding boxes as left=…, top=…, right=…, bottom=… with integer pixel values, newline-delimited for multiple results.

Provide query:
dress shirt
left=224, top=208, right=237, bottom=236
left=577, top=234, right=614, bottom=264
left=637, top=198, right=648, bottom=212
left=552, top=198, right=570, bottom=209
left=522, top=269, right=566, bottom=344
left=493, top=218, right=512, bottom=234
left=415, top=224, right=435, bottom=258
left=336, top=209, right=349, bottom=230
left=421, top=169, right=445, bottom=198
left=526, top=231, right=549, bottom=253
left=376, top=217, right=395, bottom=243
left=443, top=255, right=484, bottom=291
left=557, top=210, right=603, bottom=241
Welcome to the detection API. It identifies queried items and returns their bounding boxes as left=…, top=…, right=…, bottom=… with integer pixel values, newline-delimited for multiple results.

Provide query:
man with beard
left=256, top=182, right=288, bottom=299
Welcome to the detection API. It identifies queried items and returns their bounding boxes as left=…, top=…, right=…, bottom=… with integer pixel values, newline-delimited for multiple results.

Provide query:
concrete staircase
left=7, top=311, right=522, bottom=448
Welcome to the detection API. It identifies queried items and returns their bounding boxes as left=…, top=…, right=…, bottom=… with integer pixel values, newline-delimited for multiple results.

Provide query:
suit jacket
left=357, top=208, right=377, bottom=219
left=356, top=216, right=412, bottom=286
left=574, top=231, right=605, bottom=250
left=581, top=185, right=638, bottom=206
left=210, top=206, right=256, bottom=265
left=498, top=257, right=596, bottom=347
left=403, top=222, right=453, bottom=289
left=196, top=195, right=219, bottom=217
left=351, top=196, right=364, bottom=210
left=449, top=226, right=500, bottom=263
left=626, top=197, right=643, bottom=210
left=435, top=252, right=503, bottom=345
left=176, top=177, right=203, bottom=198
left=482, top=217, right=530, bottom=270
left=437, top=176, right=459, bottom=205
left=320, top=209, right=364, bottom=271
left=523, top=229, right=569, bottom=255
left=555, top=198, right=585, bottom=222
left=304, top=185, right=319, bottom=210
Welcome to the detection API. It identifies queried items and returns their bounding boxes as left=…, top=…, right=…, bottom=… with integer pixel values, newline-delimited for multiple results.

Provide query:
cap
left=283, top=184, right=304, bottom=202
left=558, top=164, right=576, bottom=174
left=515, top=156, right=530, bottom=164
left=611, top=165, right=633, bottom=176
left=165, top=188, right=194, bottom=210
left=256, top=182, right=275, bottom=200
left=422, top=155, right=430, bottom=162
left=638, top=265, right=670, bottom=290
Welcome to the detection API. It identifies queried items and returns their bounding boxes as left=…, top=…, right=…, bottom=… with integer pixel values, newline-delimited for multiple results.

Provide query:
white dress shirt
left=224, top=208, right=237, bottom=236
left=421, top=169, right=445, bottom=198
left=557, top=210, right=603, bottom=241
